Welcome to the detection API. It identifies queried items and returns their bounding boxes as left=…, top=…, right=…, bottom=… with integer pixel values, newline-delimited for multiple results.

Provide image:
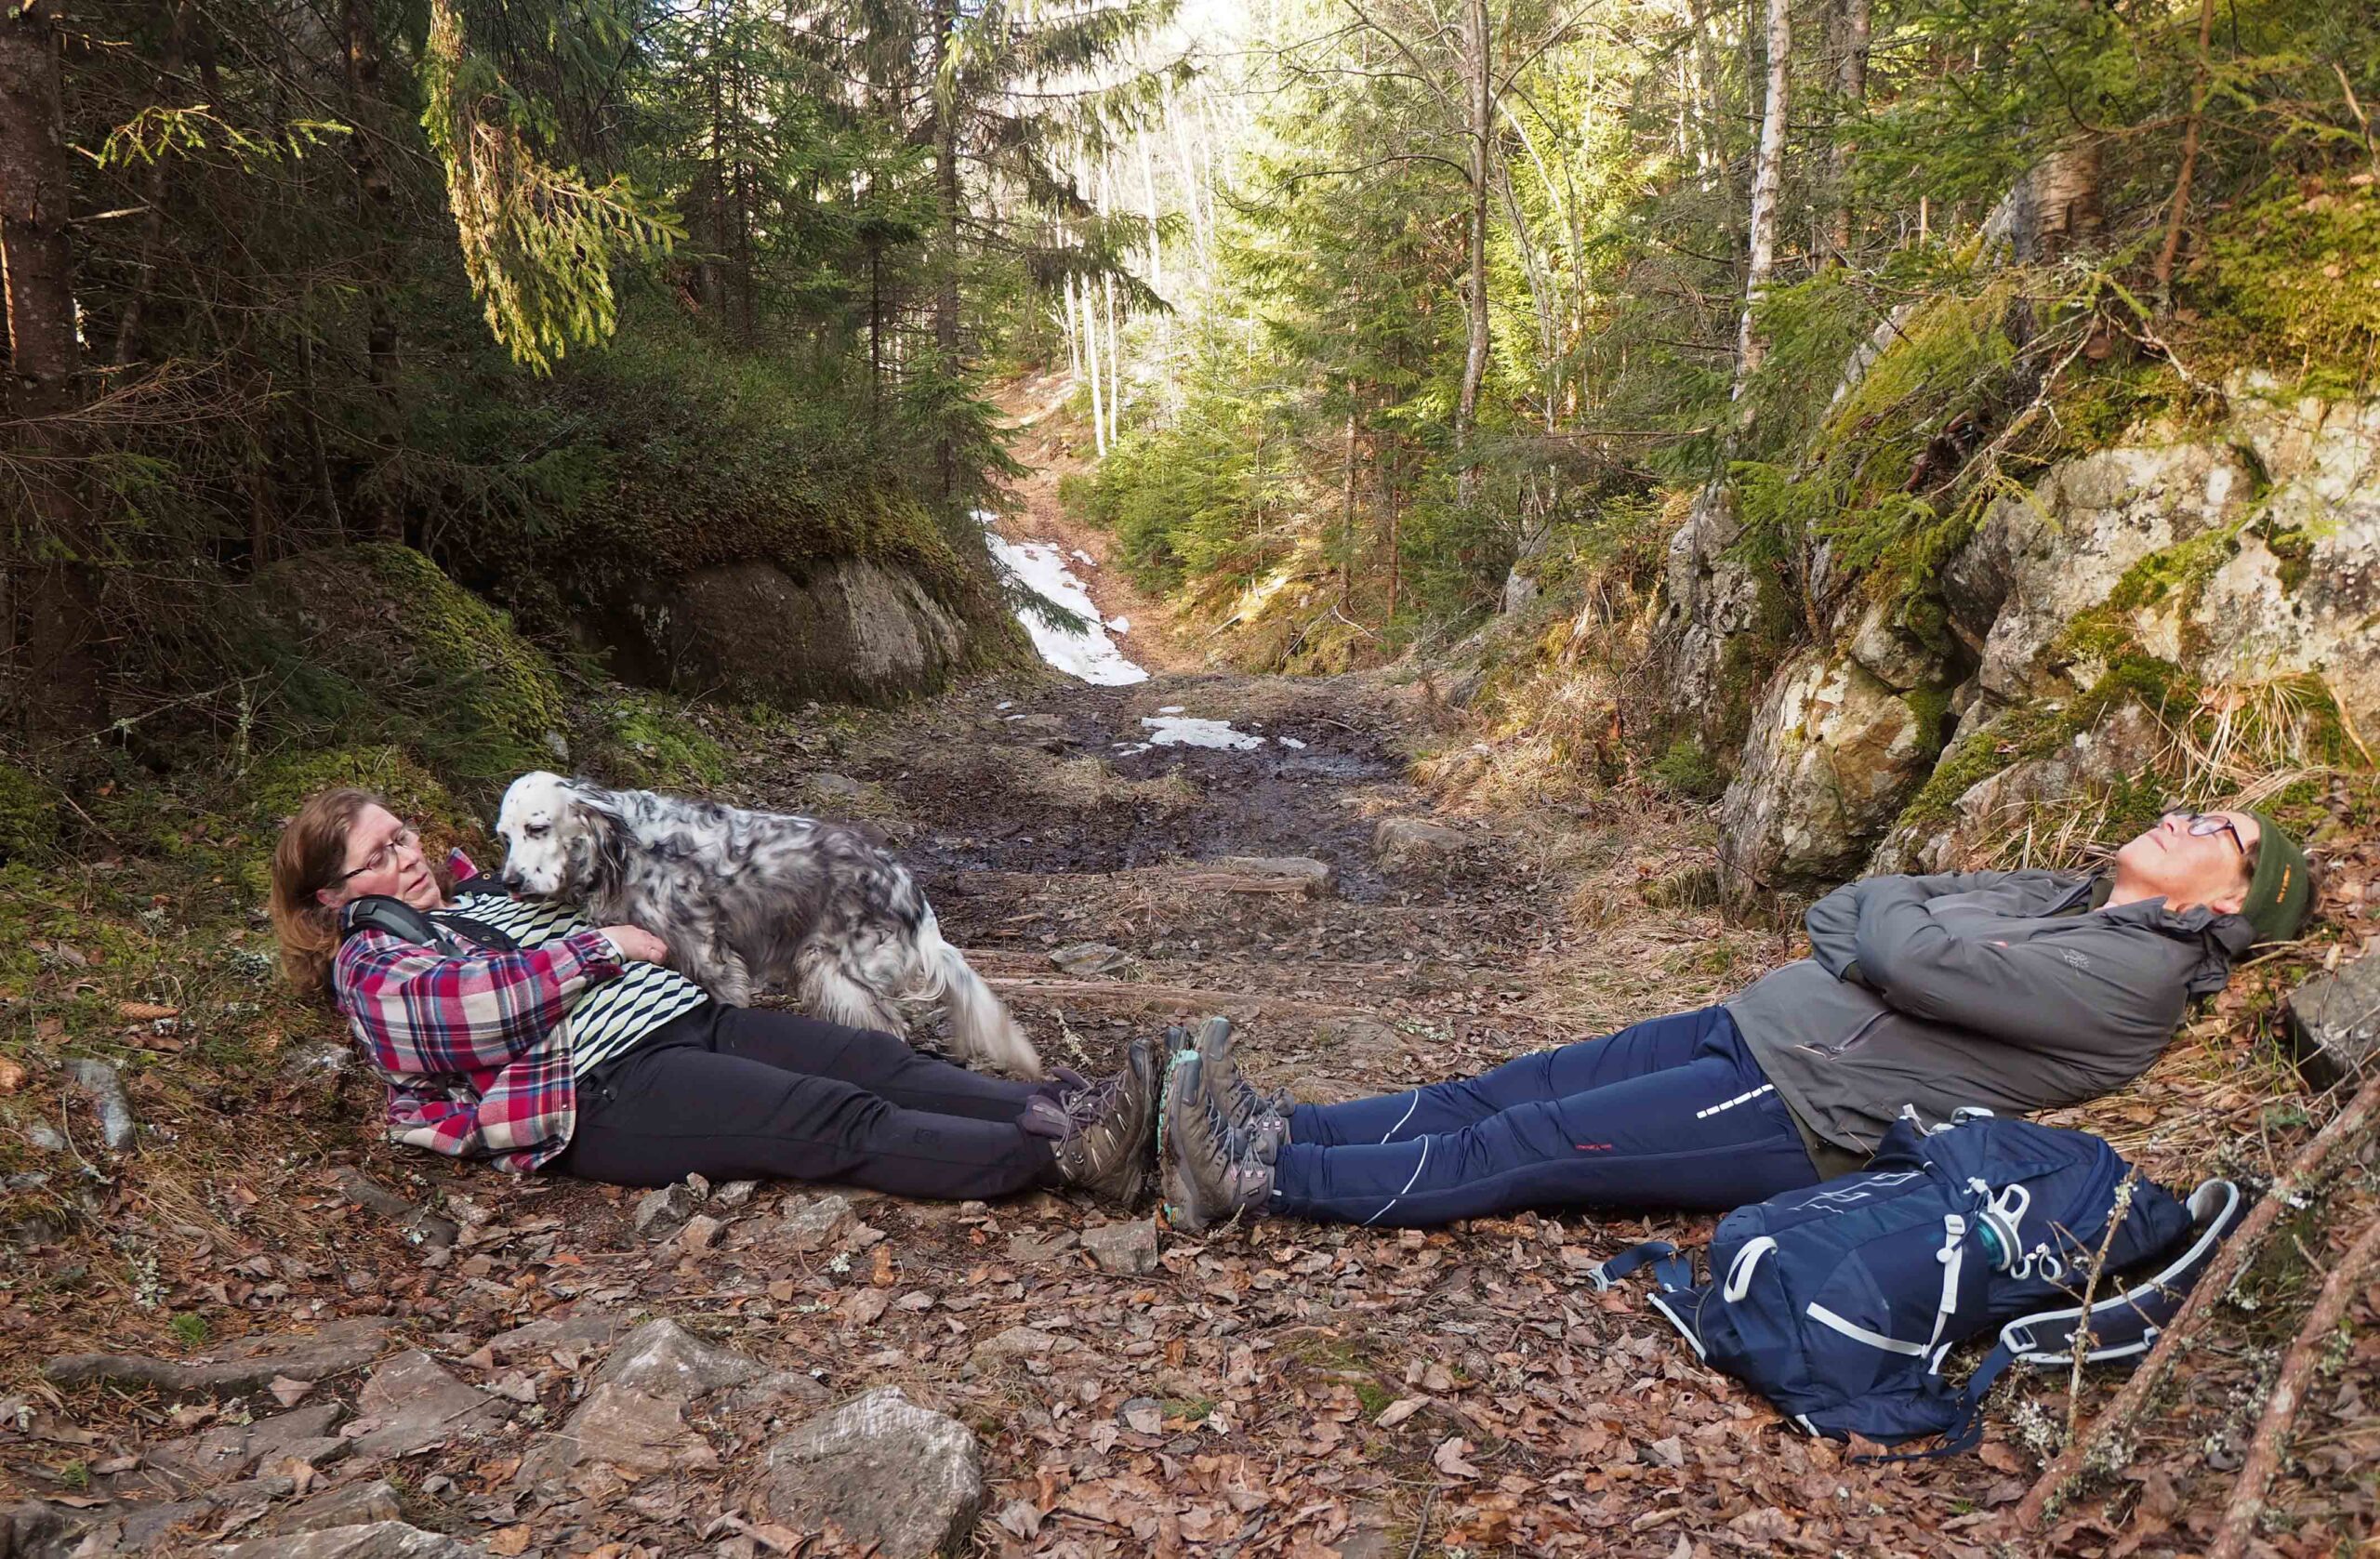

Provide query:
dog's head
left=495, top=771, right=617, bottom=900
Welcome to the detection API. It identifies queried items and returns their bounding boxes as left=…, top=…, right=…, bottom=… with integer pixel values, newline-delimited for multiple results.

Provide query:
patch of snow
left=1141, top=716, right=1265, bottom=751
left=1278, top=736, right=1308, bottom=750
left=1107, top=616, right=1130, bottom=633
left=1157, top=705, right=1184, bottom=715
left=982, top=519, right=1148, bottom=686
left=1072, top=548, right=1098, bottom=567
left=996, top=700, right=1013, bottom=710
left=1111, top=741, right=1153, bottom=756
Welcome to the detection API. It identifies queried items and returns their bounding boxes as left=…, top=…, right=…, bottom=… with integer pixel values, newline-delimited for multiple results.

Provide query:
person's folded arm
left=1851, top=879, right=2183, bottom=1058
left=337, top=929, right=625, bottom=1077
left=1805, top=869, right=2020, bottom=982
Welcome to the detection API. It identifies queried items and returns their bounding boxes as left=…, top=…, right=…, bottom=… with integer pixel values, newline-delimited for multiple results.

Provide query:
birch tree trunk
left=1734, top=0, right=1791, bottom=388
left=1453, top=0, right=1492, bottom=509
left=930, top=0, right=962, bottom=504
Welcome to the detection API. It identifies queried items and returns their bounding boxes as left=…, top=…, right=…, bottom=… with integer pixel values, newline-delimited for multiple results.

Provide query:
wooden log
left=2206, top=1210, right=2380, bottom=1559
left=2012, top=1069, right=2380, bottom=1531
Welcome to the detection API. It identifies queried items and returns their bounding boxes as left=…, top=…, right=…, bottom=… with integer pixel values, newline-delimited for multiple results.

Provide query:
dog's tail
left=911, top=908, right=1044, bottom=1079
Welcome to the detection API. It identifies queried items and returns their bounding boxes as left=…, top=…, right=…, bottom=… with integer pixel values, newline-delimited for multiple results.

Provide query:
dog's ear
left=565, top=783, right=628, bottom=895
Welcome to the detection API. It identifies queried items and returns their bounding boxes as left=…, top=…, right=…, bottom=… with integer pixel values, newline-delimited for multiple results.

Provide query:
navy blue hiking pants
left=1269, top=1005, right=1820, bottom=1228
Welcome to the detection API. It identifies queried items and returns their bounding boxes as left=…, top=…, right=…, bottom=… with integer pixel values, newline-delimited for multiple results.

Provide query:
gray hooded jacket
left=1726, top=869, right=2252, bottom=1176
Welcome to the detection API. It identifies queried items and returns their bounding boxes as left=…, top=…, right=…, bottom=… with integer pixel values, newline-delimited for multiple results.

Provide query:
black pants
left=552, top=1005, right=1062, bottom=1200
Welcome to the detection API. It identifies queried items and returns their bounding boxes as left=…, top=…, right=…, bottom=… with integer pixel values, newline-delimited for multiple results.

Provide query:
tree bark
left=1826, top=0, right=1870, bottom=267
left=2151, top=0, right=2218, bottom=301
left=931, top=0, right=960, bottom=505
left=1453, top=0, right=1492, bottom=509
left=1735, top=0, right=1791, bottom=388
left=344, top=0, right=401, bottom=537
left=2207, top=1210, right=2380, bottom=1559
left=112, top=0, right=189, bottom=367
left=1, top=0, right=108, bottom=739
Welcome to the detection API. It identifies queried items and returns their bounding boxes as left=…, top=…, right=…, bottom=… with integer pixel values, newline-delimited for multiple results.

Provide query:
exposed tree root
left=2206, top=1209, right=2380, bottom=1559
left=2012, top=1069, right=2380, bottom=1532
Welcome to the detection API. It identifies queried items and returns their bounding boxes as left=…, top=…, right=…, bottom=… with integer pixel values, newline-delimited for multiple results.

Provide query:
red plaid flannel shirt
left=331, top=851, right=624, bottom=1171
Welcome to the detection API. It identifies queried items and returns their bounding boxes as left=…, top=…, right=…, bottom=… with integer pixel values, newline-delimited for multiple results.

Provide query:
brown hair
left=269, top=787, right=382, bottom=1003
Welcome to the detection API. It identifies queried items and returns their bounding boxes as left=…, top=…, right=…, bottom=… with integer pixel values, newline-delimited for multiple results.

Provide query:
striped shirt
left=331, top=850, right=710, bottom=1171
left=438, top=893, right=709, bottom=1078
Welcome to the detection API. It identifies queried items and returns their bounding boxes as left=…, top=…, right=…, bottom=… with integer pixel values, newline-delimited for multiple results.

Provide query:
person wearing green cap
left=1159, top=807, right=2314, bottom=1231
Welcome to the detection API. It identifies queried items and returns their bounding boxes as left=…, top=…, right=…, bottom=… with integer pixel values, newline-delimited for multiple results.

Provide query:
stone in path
left=347, top=1351, right=506, bottom=1461
left=1371, top=817, right=1462, bottom=865
left=1080, top=1219, right=1159, bottom=1275
left=1050, top=941, right=1129, bottom=976
left=266, top=1479, right=403, bottom=1536
left=590, top=1317, right=766, bottom=1399
left=62, top=1057, right=137, bottom=1152
left=224, top=1520, right=488, bottom=1558
left=514, top=1383, right=718, bottom=1488
left=780, top=1192, right=855, bottom=1252
left=2286, top=951, right=2380, bottom=1088
left=758, top=1387, right=985, bottom=1559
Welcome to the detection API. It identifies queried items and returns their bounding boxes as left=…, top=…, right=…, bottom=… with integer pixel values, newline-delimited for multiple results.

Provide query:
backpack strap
left=1585, top=1239, right=1692, bottom=1293
left=338, top=893, right=522, bottom=954
left=1920, top=1178, right=2244, bottom=1459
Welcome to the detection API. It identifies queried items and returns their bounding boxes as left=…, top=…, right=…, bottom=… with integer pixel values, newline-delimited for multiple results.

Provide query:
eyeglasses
left=337, top=825, right=421, bottom=884
left=2161, top=811, right=2247, bottom=857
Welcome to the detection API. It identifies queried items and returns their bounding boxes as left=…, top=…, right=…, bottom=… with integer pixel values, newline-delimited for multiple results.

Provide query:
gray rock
left=758, top=1387, right=985, bottom=1559
left=1646, top=479, right=1780, bottom=755
left=516, top=1383, right=717, bottom=1486
left=1049, top=942, right=1128, bottom=976
left=481, top=1312, right=629, bottom=1362
left=714, top=1179, right=760, bottom=1209
left=24, top=1126, right=66, bottom=1154
left=1218, top=855, right=1336, bottom=892
left=1714, top=648, right=1938, bottom=896
left=348, top=1351, right=505, bottom=1460
left=331, top=1167, right=458, bottom=1253
left=1005, top=1230, right=1078, bottom=1264
left=780, top=1193, right=855, bottom=1253
left=1371, top=819, right=1461, bottom=865
left=633, top=1183, right=696, bottom=1235
left=266, top=1480, right=403, bottom=1536
left=62, top=1057, right=136, bottom=1152
left=608, top=558, right=968, bottom=707
left=137, top=1402, right=348, bottom=1488
left=677, top=1212, right=725, bottom=1253
left=1079, top=1220, right=1158, bottom=1276
left=591, top=1319, right=766, bottom=1401
left=44, top=1317, right=390, bottom=1400
left=2285, top=951, right=2380, bottom=1089
left=222, top=1520, right=487, bottom=1558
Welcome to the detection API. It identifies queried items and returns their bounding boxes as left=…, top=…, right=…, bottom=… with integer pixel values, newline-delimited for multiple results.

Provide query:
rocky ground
left=5, top=656, right=2375, bottom=1559
left=5, top=407, right=2377, bottom=1556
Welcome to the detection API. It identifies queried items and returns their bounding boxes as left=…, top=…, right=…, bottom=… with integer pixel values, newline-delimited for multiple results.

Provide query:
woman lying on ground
left=1158, top=808, right=2312, bottom=1231
left=271, top=788, right=1157, bottom=1204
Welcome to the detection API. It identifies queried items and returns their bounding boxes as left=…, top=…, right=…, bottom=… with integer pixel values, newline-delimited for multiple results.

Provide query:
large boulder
left=757, top=1387, right=985, bottom=1558
left=1718, top=374, right=2380, bottom=889
left=1715, top=647, right=1948, bottom=894
left=606, top=557, right=966, bottom=707
left=1646, top=482, right=1794, bottom=760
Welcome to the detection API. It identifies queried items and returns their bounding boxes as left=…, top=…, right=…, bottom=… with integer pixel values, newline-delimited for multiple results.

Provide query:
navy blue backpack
left=1590, top=1112, right=2241, bottom=1456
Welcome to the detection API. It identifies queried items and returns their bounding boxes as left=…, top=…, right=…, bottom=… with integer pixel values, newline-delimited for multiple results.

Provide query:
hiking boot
left=1038, top=1037, right=1159, bottom=1206
left=1195, top=1015, right=1294, bottom=1162
left=1160, top=1049, right=1275, bottom=1233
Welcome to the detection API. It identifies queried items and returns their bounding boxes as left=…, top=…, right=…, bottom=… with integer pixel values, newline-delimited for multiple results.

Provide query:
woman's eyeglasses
left=337, top=826, right=421, bottom=884
left=2161, top=811, right=2247, bottom=857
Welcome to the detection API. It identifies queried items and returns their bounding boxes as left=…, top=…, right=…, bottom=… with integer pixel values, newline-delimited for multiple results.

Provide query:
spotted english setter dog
left=494, top=772, right=1042, bottom=1077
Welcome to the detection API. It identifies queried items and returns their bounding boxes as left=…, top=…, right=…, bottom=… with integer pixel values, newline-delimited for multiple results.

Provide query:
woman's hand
left=600, top=925, right=671, bottom=965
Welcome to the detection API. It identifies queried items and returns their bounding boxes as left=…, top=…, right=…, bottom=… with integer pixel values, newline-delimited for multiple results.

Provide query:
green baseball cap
left=2240, top=811, right=2311, bottom=945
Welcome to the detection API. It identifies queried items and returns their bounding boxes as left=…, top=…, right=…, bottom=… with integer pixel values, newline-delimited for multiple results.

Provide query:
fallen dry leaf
left=1433, top=1434, right=1483, bottom=1479
left=487, top=1527, right=533, bottom=1557
left=1375, top=1395, right=1428, bottom=1429
left=268, top=1376, right=314, bottom=1408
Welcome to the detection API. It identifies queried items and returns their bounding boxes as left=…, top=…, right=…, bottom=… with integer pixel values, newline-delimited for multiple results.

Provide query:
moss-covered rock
left=0, top=764, right=60, bottom=863
left=250, top=544, right=570, bottom=798
left=579, top=692, right=733, bottom=791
